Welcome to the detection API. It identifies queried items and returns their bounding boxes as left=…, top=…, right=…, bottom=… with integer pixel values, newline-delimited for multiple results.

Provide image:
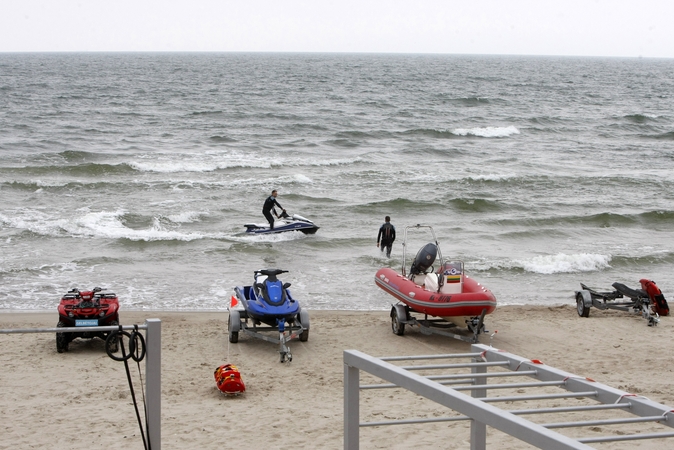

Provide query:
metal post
left=344, top=349, right=592, bottom=450
left=471, top=356, right=487, bottom=450
left=1, top=320, right=162, bottom=448
left=145, top=319, right=161, bottom=450
left=344, top=362, right=360, bottom=450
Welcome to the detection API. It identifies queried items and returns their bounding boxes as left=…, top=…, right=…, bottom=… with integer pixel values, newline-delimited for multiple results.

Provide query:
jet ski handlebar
left=255, top=269, right=288, bottom=276
left=254, top=269, right=289, bottom=283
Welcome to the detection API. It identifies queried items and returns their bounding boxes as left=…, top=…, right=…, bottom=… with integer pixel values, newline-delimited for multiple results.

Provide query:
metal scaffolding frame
left=344, top=344, right=674, bottom=449
left=1, top=319, right=161, bottom=450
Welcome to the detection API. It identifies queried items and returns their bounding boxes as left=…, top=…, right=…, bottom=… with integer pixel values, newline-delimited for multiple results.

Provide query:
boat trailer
left=390, top=303, right=489, bottom=344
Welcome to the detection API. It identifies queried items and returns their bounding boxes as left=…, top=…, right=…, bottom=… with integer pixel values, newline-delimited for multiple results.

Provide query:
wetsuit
left=262, top=195, right=283, bottom=229
left=377, top=222, right=396, bottom=257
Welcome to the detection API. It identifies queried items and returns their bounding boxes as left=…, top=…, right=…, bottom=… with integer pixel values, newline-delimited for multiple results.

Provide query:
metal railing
left=344, top=344, right=674, bottom=449
left=1, top=319, right=161, bottom=449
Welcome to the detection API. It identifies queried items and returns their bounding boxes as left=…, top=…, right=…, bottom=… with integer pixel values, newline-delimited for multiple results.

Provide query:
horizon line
left=0, top=50, right=672, bottom=60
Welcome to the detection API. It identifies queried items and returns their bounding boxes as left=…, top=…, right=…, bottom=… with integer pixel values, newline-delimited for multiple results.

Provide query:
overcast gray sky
left=2, top=0, right=672, bottom=58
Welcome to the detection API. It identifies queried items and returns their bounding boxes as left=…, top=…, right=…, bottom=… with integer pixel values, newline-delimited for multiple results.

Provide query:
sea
left=1, top=52, right=673, bottom=312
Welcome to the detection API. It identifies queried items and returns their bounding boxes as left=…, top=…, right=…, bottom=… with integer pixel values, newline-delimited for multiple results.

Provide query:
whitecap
left=291, top=174, right=314, bottom=183
left=517, top=253, right=612, bottom=274
left=465, top=173, right=518, bottom=181
left=59, top=210, right=206, bottom=241
left=166, top=211, right=207, bottom=223
left=452, top=126, right=520, bottom=138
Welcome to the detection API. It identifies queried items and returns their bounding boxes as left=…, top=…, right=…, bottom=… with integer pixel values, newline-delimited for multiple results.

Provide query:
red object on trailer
left=639, top=279, right=669, bottom=316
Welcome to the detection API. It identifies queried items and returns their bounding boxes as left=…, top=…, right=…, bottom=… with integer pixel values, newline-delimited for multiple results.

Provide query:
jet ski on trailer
left=244, top=211, right=319, bottom=235
left=374, top=224, right=497, bottom=343
left=228, top=269, right=309, bottom=362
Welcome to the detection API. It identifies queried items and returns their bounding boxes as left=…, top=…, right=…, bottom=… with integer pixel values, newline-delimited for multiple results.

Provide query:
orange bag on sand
left=214, top=364, right=246, bottom=395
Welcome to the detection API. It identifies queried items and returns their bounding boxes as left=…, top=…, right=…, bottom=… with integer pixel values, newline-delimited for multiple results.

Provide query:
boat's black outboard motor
left=410, top=243, right=437, bottom=277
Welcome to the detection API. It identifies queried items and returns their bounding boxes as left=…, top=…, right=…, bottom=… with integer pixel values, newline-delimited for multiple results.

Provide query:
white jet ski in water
left=244, top=211, right=319, bottom=235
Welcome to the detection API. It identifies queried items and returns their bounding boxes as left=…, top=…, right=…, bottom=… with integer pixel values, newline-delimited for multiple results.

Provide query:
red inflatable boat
left=375, top=266, right=497, bottom=320
left=374, top=225, right=497, bottom=342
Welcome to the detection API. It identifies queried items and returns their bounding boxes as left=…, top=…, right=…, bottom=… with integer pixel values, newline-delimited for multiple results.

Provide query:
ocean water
left=1, top=52, right=673, bottom=312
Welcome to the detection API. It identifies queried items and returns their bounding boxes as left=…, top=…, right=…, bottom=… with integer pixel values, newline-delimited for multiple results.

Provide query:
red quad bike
left=56, top=287, right=120, bottom=353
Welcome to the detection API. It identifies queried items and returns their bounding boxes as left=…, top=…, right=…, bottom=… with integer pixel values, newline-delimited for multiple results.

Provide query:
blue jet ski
left=229, top=269, right=310, bottom=362
left=244, top=211, right=319, bottom=235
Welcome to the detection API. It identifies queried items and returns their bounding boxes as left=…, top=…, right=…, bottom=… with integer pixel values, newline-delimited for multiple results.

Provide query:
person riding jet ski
left=262, top=189, right=286, bottom=230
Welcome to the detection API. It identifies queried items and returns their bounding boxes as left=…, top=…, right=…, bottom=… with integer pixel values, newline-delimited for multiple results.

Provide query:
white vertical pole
left=471, top=356, right=487, bottom=450
left=344, top=361, right=360, bottom=450
left=145, top=319, right=161, bottom=450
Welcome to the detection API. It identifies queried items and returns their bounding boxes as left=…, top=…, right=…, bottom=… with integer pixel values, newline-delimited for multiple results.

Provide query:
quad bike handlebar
left=66, top=286, right=106, bottom=296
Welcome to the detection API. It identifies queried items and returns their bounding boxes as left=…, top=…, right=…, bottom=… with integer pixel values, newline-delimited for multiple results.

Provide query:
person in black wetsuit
left=377, top=216, right=396, bottom=258
left=262, top=190, right=285, bottom=229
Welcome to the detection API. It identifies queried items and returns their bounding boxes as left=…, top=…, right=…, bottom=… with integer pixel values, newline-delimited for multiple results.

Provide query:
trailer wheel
left=228, top=311, right=240, bottom=343
left=298, top=310, right=310, bottom=342
left=299, top=329, right=309, bottom=342
left=391, top=306, right=405, bottom=336
left=576, top=293, right=590, bottom=318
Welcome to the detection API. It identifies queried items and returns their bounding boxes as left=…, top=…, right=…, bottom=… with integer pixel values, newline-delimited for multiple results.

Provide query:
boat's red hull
left=375, top=267, right=496, bottom=318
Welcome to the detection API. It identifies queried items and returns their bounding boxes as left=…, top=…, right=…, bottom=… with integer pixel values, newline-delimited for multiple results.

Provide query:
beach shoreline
left=1, top=306, right=673, bottom=449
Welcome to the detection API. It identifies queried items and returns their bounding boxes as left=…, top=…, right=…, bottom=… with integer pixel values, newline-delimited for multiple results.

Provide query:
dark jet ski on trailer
left=244, top=211, right=319, bottom=235
left=229, top=269, right=310, bottom=363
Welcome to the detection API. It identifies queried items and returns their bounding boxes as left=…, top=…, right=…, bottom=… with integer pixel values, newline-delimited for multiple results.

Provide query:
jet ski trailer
left=228, top=269, right=309, bottom=363
left=575, top=280, right=669, bottom=327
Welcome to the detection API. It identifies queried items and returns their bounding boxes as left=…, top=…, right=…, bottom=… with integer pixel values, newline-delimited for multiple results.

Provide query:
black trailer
left=574, top=282, right=659, bottom=326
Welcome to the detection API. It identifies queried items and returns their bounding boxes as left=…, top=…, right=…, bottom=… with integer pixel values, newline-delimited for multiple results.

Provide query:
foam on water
left=516, top=253, right=613, bottom=274
left=128, top=153, right=276, bottom=173
left=2, top=208, right=210, bottom=242
left=166, top=211, right=207, bottom=223
left=281, top=173, right=314, bottom=184
left=125, top=151, right=361, bottom=173
left=452, top=126, right=520, bottom=138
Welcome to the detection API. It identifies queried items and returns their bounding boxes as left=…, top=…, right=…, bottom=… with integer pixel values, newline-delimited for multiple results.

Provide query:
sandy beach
left=1, top=305, right=673, bottom=449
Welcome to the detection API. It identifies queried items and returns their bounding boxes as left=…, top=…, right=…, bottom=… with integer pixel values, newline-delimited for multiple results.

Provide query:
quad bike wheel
left=56, top=321, right=69, bottom=353
left=105, top=320, right=120, bottom=353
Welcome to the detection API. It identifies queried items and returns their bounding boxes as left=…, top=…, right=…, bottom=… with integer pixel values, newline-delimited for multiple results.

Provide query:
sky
left=1, top=0, right=673, bottom=58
